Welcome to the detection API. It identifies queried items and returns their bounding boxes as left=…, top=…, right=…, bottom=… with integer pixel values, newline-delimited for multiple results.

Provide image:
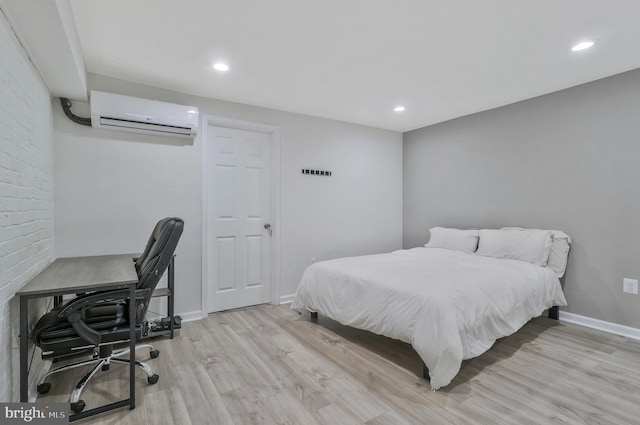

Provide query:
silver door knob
left=264, top=223, right=272, bottom=236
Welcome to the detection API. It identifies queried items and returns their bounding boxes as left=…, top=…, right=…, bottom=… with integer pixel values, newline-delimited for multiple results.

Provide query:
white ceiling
left=68, top=0, right=640, bottom=132
left=0, top=0, right=87, bottom=100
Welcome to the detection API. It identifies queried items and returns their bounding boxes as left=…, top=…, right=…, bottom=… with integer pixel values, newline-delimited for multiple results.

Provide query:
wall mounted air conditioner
left=90, top=91, right=199, bottom=138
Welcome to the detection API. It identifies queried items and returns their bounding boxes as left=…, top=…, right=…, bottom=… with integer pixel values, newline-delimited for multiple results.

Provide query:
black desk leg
left=129, top=283, right=136, bottom=410
left=19, top=296, right=28, bottom=402
left=168, top=256, right=175, bottom=339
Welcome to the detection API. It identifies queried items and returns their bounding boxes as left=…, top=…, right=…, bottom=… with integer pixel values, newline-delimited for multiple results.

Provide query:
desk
left=16, top=254, right=139, bottom=422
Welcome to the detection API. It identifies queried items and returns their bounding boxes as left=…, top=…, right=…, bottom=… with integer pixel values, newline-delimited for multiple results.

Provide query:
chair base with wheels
left=37, top=343, right=161, bottom=413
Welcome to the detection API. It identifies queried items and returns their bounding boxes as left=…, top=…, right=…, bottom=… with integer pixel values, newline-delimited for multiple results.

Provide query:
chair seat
left=34, top=304, right=142, bottom=356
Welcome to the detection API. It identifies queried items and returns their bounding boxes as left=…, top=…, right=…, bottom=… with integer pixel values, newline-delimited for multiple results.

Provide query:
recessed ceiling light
left=571, top=41, right=595, bottom=52
left=213, top=62, right=230, bottom=72
left=393, top=106, right=406, bottom=112
left=187, top=110, right=198, bottom=114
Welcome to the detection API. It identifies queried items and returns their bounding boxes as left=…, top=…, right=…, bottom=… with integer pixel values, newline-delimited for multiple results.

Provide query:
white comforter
left=291, top=247, right=567, bottom=389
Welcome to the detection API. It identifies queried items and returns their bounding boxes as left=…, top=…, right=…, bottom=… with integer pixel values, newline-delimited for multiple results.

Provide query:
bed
left=291, top=227, right=570, bottom=390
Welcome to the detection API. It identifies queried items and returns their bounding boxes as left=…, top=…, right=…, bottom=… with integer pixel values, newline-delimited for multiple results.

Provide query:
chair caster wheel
left=150, top=349, right=160, bottom=359
left=102, top=364, right=110, bottom=371
left=148, top=374, right=159, bottom=385
left=71, top=400, right=85, bottom=413
left=37, top=383, right=51, bottom=394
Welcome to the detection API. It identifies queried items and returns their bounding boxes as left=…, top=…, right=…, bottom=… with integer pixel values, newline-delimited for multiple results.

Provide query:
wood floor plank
left=144, top=388, right=191, bottom=425
left=173, top=363, right=235, bottom=425
left=316, top=402, right=364, bottom=425
left=37, top=305, right=640, bottom=424
left=366, top=410, right=413, bottom=425
left=259, top=390, right=324, bottom=425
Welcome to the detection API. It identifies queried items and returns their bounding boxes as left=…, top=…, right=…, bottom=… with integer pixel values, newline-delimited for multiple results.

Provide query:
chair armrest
left=56, top=288, right=150, bottom=347
left=56, top=288, right=150, bottom=319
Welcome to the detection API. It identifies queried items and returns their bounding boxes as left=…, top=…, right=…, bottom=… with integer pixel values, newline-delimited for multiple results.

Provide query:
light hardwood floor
left=37, top=305, right=640, bottom=424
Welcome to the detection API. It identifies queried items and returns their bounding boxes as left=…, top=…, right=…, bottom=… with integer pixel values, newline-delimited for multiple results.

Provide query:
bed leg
left=548, top=306, right=559, bottom=320
left=422, top=362, right=431, bottom=382
left=310, top=311, right=318, bottom=321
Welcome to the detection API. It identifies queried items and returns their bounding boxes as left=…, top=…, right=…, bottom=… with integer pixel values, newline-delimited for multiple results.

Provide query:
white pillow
left=547, top=233, right=571, bottom=277
left=501, top=228, right=571, bottom=277
left=477, top=229, right=552, bottom=267
left=425, top=227, right=479, bottom=253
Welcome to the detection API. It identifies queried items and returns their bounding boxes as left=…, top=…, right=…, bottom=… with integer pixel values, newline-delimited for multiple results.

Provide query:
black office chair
left=33, top=217, right=184, bottom=413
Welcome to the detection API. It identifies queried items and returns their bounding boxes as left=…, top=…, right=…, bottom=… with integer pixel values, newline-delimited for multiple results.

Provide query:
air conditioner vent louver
left=90, top=91, right=199, bottom=139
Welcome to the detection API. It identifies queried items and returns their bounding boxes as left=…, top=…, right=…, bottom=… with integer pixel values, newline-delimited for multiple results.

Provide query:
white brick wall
left=0, top=9, right=54, bottom=402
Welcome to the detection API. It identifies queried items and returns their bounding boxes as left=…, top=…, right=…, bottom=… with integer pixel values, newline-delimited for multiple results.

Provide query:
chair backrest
left=133, top=217, right=184, bottom=323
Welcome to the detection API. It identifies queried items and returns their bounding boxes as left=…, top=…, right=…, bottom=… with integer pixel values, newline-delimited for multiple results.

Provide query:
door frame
left=201, top=114, right=281, bottom=317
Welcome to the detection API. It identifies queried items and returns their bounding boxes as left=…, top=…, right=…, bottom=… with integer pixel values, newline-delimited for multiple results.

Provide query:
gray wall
left=55, top=73, right=403, bottom=318
left=404, top=68, right=640, bottom=328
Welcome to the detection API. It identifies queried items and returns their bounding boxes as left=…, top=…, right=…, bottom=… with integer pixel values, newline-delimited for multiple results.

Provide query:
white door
left=206, top=125, right=272, bottom=312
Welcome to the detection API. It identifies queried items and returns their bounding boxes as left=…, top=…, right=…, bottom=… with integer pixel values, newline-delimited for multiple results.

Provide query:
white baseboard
left=559, top=311, right=640, bottom=341
left=185, top=303, right=640, bottom=342
left=178, top=310, right=203, bottom=323
left=169, top=307, right=640, bottom=343
left=279, top=294, right=294, bottom=304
